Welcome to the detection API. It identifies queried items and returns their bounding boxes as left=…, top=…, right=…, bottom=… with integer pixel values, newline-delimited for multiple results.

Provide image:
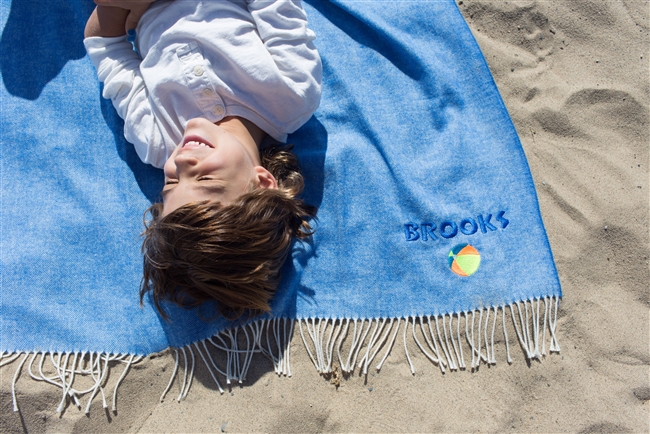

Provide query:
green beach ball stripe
left=448, top=244, right=481, bottom=276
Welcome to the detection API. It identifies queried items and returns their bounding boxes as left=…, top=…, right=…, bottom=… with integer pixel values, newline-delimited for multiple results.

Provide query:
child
left=84, top=0, right=322, bottom=319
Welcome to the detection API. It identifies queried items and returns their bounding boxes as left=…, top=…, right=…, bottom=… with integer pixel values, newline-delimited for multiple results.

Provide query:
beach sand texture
left=1, top=1, right=648, bottom=432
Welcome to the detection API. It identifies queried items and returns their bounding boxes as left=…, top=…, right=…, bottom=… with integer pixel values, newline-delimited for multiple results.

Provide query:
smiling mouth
left=182, top=135, right=214, bottom=149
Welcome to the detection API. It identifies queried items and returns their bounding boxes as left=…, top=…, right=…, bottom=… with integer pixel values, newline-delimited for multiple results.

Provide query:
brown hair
left=140, top=144, right=315, bottom=320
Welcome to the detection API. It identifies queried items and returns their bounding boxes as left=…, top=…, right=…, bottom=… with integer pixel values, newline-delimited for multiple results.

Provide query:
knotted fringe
left=1, top=351, right=143, bottom=415
left=298, top=317, right=401, bottom=375
left=3, top=297, right=560, bottom=411
left=159, top=317, right=294, bottom=403
left=300, top=296, right=561, bottom=375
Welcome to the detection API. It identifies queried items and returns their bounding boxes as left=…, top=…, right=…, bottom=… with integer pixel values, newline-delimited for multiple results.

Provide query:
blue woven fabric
left=1, top=0, right=561, bottom=355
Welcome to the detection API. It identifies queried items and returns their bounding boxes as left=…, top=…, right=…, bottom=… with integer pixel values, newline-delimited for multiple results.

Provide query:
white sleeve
left=83, top=36, right=169, bottom=168
left=246, top=0, right=322, bottom=117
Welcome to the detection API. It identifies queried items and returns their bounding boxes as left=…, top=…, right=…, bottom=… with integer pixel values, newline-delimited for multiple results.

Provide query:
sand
left=2, top=1, right=648, bottom=432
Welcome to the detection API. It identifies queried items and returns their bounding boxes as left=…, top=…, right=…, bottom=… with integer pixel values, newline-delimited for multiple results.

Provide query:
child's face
left=161, top=118, right=270, bottom=216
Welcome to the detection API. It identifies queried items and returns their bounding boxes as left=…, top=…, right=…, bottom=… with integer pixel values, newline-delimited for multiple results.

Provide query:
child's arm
left=84, top=1, right=169, bottom=168
left=85, top=1, right=155, bottom=38
left=246, top=0, right=322, bottom=120
left=85, top=6, right=129, bottom=38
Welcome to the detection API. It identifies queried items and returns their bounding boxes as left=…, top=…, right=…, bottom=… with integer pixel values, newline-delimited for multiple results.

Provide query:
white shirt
left=84, top=0, right=322, bottom=168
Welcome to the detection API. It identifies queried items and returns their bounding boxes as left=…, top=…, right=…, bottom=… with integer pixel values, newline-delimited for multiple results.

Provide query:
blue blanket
left=1, top=0, right=560, bottom=366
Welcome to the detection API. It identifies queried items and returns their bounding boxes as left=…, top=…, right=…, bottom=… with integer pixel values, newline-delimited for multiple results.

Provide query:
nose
left=174, top=153, right=199, bottom=176
left=185, top=117, right=212, bottom=130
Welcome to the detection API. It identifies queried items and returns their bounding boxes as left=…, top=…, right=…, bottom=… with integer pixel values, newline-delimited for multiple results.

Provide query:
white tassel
left=490, top=307, right=498, bottom=364
left=312, top=318, right=327, bottom=373
left=542, top=298, right=549, bottom=356
left=298, top=319, right=320, bottom=372
left=203, top=341, right=227, bottom=378
left=207, top=334, right=232, bottom=380
left=325, top=319, right=338, bottom=374
left=237, top=327, right=250, bottom=382
left=283, top=318, right=294, bottom=377
left=376, top=318, right=400, bottom=371
left=362, top=319, right=390, bottom=374
left=305, top=318, right=325, bottom=373
left=265, top=319, right=280, bottom=374
left=43, top=353, right=63, bottom=388
left=0, top=353, right=21, bottom=368
left=419, top=318, right=436, bottom=357
left=111, top=354, right=134, bottom=412
left=549, top=296, right=561, bottom=352
left=66, top=353, right=80, bottom=407
left=502, top=306, right=512, bottom=364
left=240, top=325, right=255, bottom=382
left=466, top=311, right=476, bottom=368
left=422, top=317, right=445, bottom=372
left=511, top=303, right=531, bottom=360
left=325, top=320, right=342, bottom=374
left=436, top=315, right=455, bottom=370
left=335, top=319, right=350, bottom=373
left=421, top=317, right=443, bottom=367
left=455, top=315, right=466, bottom=369
left=357, top=320, right=375, bottom=372
left=358, top=319, right=385, bottom=374
left=476, top=309, right=484, bottom=366
left=160, top=349, right=179, bottom=402
left=363, top=318, right=392, bottom=372
left=305, top=319, right=322, bottom=372
left=341, top=320, right=358, bottom=373
left=11, top=353, right=29, bottom=412
left=85, top=353, right=109, bottom=414
left=411, top=317, right=443, bottom=372
left=313, top=319, right=328, bottom=374
left=55, top=353, right=71, bottom=413
left=27, top=353, right=40, bottom=381
left=524, top=301, right=534, bottom=357
left=341, top=320, right=363, bottom=373
left=483, top=307, right=490, bottom=365
left=532, top=299, right=541, bottom=358
left=403, top=317, right=415, bottom=375
left=185, top=346, right=195, bottom=399
left=225, top=328, right=239, bottom=383
left=194, top=342, right=224, bottom=394
left=444, top=315, right=462, bottom=370
left=350, top=320, right=371, bottom=374
left=177, top=348, right=189, bottom=401
left=69, top=352, right=85, bottom=408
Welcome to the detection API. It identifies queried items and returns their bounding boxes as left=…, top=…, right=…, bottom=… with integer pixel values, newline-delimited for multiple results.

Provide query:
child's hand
left=94, top=0, right=157, bottom=32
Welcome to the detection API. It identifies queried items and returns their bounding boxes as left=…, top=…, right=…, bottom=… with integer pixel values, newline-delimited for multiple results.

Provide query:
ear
left=254, top=166, right=278, bottom=190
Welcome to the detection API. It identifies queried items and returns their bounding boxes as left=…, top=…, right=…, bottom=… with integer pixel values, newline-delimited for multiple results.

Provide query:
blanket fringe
left=2, top=297, right=560, bottom=412
left=159, top=318, right=293, bottom=402
left=1, top=350, right=143, bottom=415
left=296, top=296, right=560, bottom=376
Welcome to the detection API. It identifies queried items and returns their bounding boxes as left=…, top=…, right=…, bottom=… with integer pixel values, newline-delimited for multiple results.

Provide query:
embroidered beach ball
left=448, top=244, right=481, bottom=276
